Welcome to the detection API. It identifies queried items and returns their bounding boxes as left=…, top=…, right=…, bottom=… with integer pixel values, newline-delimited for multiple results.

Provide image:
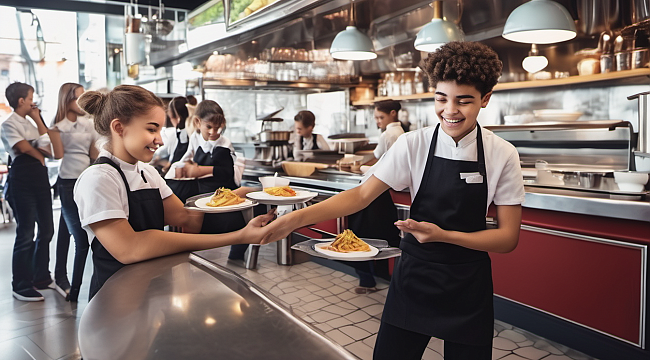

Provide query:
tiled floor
left=0, top=206, right=598, bottom=360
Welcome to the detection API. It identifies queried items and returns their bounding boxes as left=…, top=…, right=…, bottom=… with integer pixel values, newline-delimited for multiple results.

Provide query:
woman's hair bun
left=77, top=90, right=107, bottom=116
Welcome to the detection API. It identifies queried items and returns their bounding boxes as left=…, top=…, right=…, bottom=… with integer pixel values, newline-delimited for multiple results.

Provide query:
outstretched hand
left=258, top=215, right=295, bottom=245
left=394, top=219, right=444, bottom=244
left=239, top=209, right=277, bottom=244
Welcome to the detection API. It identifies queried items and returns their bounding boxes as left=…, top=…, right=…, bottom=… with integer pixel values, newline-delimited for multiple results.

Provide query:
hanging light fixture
left=522, top=44, right=548, bottom=73
left=502, top=0, right=576, bottom=44
left=329, top=1, right=377, bottom=61
left=414, top=1, right=464, bottom=52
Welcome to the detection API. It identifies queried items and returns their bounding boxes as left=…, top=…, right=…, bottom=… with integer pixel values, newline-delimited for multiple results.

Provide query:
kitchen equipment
left=533, top=109, right=583, bottom=121
left=578, top=172, right=605, bottom=188
left=613, top=171, right=649, bottom=192
left=630, top=48, right=649, bottom=69
left=615, top=50, right=631, bottom=71
left=627, top=91, right=650, bottom=171
left=258, top=130, right=291, bottom=142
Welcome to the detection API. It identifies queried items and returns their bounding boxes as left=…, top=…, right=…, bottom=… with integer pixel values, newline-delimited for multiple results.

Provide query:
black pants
left=373, top=321, right=492, bottom=360
left=7, top=169, right=54, bottom=291
left=55, top=178, right=89, bottom=292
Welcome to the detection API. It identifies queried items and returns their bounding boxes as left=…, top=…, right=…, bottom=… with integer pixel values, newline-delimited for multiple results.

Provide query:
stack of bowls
left=613, top=171, right=649, bottom=192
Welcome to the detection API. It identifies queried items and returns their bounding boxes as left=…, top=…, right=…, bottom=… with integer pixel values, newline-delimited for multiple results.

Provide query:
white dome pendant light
left=522, top=44, right=548, bottom=73
left=414, top=1, right=464, bottom=52
left=502, top=0, right=576, bottom=44
left=329, top=1, right=377, bottom=61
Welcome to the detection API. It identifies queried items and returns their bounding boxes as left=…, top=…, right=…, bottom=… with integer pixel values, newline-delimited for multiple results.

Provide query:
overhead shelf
left=352, top=68, right=650, bottom=106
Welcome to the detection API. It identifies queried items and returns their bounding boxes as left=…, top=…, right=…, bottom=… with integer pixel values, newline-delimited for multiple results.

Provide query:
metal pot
left=578, top=172, right=604, bottom=188
left=259, top=130, right=291, bottom=142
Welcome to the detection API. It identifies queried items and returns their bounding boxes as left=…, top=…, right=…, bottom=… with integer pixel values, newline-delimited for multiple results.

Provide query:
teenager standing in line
left=260, top=42, right=525, bottom=359
left=49, top=83, right=99, bottom=301
left=1, top=82, right=55, bottom=301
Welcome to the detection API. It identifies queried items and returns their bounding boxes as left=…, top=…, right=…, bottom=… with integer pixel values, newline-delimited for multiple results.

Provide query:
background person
left=49, top=82, right=98, bottom=301
left=1, top=82, right=55, bottom=301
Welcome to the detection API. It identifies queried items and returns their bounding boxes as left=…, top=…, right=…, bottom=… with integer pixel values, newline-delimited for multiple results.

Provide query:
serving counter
left=243, top=167, right=650, bottom=360
left=78, top=251, right=355, bottom=360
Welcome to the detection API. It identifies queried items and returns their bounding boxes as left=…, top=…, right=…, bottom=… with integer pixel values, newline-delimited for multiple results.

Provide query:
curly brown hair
left=420, top=41, right=503, bottom=97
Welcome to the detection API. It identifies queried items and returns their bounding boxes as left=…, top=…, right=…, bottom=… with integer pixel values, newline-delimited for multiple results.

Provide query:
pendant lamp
left=502, top=0, right=576, bottom=44
left=522, top=44, right=548, bottom=73
left=414, top=1, right=464, bottom=52
left=329, top=1, right=377, bottom=61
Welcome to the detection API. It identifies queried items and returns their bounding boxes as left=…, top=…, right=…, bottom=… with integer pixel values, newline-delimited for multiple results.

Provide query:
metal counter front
left=244, top=169, right=650, bottom=223
left=78, top=252, right=355, bottom=360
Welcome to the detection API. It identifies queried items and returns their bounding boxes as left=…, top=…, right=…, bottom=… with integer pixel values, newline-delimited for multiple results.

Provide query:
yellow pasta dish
left=323, top=229, right=371, bottom=253
left=264, top=186, right=297, bottom=197
left=207, top=188, right=245, bottom=207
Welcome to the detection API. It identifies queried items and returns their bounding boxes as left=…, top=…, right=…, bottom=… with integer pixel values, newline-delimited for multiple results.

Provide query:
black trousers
left=373, top=321, right=492, bottom=360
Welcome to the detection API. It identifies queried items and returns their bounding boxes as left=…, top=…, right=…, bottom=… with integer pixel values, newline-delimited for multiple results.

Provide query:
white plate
left=193, top=197, right=257, bottom=213
left=246, top=190, right=317, bottom=205
left=313, top=240, right=380, bottom=259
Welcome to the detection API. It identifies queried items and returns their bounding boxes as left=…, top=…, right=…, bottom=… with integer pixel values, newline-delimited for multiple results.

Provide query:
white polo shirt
left=373, top=121, right=405, bottom=159
left=74, top=149, right=173, bottom=240
left=52, top=117, right=99, bottom=179
left=372, top=125, right=525, bottom=214
left=1, top=112, right=51, bottom=159
left=155, top=127, right=188, bottom=163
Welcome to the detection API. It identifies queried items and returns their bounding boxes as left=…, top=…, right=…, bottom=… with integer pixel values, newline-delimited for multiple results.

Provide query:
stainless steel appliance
left=628, top=91, right=650, bottom=170
left=486, top=120, right=634, bottom=193
left=253, top=113, right=292, bottom=167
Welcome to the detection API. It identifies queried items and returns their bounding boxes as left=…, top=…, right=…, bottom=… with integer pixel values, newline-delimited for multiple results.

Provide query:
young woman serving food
left=260, top=41, right=525, bottom=359
left=73, top=85, right=273, bottom=300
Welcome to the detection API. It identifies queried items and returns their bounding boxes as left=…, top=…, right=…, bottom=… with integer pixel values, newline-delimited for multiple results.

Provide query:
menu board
left=227, top=0, right=282, bottom=27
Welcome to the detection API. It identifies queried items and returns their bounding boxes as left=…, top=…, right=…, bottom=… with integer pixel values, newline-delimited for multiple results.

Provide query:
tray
left=292, top=239, right=401, bottom=262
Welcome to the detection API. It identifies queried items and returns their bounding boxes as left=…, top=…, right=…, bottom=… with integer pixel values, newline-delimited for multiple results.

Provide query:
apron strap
left=94, top=156, right=131, bottom=193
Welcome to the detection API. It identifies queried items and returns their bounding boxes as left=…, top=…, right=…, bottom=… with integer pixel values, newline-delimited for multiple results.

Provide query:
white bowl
left=259, top=176, right=290, bottom=189
left=635, top=154, right=650, bottom=172
left=533, top=109, right=583, bottom=122
left=613, top=171, right=649, bottom=192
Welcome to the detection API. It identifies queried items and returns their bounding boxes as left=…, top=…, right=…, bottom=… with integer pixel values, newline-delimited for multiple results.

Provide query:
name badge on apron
left=460, top=172, right=484, bottom=184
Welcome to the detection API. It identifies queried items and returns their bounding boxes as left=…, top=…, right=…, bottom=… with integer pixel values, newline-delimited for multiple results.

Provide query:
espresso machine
left=253, top=109, right=292, bottom=168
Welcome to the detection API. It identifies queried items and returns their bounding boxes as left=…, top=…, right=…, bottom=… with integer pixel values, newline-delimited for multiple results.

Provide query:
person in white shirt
left=371, top=99, right=405, bottom=163
left=73, top=85, right=273, bottom=300
left=48, top=83, right=99, bottom=302
left=1, top=82, right=55, bottom=302
left=260, top=41, right=525, bottom=360
left=292, top=110, right=330, bottom=161
left=152, top=96, right=190, bottom=175
left=346, top=99, right=405, bottom=294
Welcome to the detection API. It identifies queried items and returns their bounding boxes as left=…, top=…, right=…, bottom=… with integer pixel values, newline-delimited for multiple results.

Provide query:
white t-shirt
left=74, top=149, right=173, bottom=240
left=371, top=125, right=525, bottom=214
left=155, top=127, right=188, bottom=163
left=373, top=122, right=405, bottom=159
left=293, top=133, right=330, bottom=161
left=52, top=117, right=99, bottom=179
left=165, top=132, right=236, bottom=179
left=1, top=112, right=51, bottom=159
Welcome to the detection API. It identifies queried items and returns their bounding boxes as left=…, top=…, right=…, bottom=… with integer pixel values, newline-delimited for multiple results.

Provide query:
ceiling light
left=329, top=1, right=377, bottom=61
left=415, top=1, right=464, bottom=52
left=502, top=0, right=576, bottom=44
left=522, top=44, right=548, bottom=73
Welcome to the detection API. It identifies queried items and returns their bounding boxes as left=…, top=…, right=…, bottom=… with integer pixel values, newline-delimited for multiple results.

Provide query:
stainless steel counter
left=78, top=251, right=355, bottom=360
left=244, top=169, right=650, bottom=223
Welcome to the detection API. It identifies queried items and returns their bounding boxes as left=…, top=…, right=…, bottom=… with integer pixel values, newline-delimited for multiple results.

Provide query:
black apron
left=382, top=124, right=493, bottom=346
left=166, top=129, right=195, bottom=203
left=88, top=157, right=164, bottom=300
left=5, top=154, right=50, bottom=202
left=298, top=134, right=319, bottom=150
left=170, top=128, right=189, bottom=164
left=193, top=145, right=245, bottom=235
left=194, top=145, right=237, bottom=193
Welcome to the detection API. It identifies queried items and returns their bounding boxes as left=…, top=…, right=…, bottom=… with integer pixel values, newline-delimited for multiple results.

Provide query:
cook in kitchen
left=260, top=41, right=525, bottom=360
